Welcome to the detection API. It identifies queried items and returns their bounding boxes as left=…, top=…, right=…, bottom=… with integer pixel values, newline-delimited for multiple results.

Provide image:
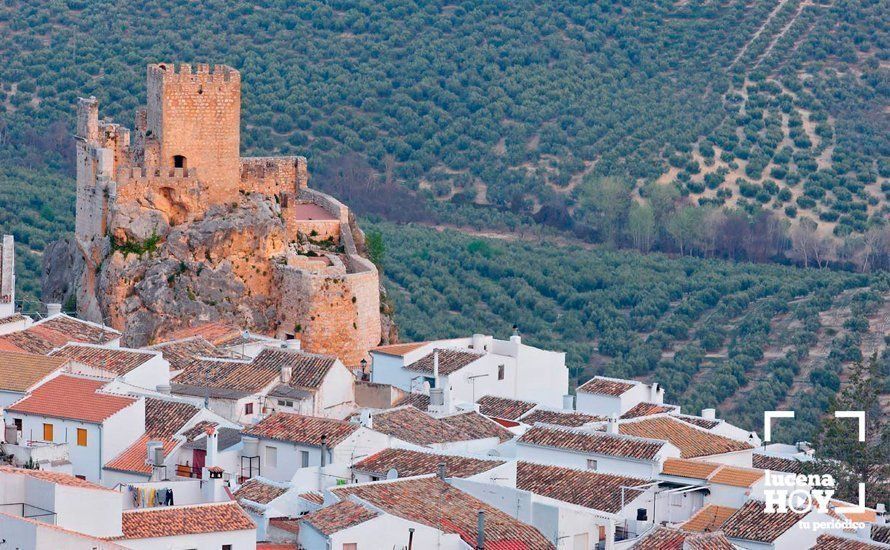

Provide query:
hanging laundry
left=165, top=489, right=174, bottom=506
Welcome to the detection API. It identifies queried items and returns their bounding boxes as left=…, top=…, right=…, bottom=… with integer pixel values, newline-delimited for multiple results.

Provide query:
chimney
left=438, top=462, right=446, bottom=480
left=650, top=382, right=662, bottom=404
left=205, top=426, right=219, bottom=469
left=562, top=394, right=575, bottom=411
left=876, top=503, right=886, bottom=525
left=360, top=409, right=373, bottom=429
left=471, top=334, right=486, bottom=351
left=428, top=388, right=445, bottom=415
left=280, top=364, right=293, bottom=383
left=433, top=350, right=440, bottom=383
left=607, top=414, right=619, bottom=435
left=46, top=303, right=62, bottom=317
left=510, top=325, right=521, bottom=345
left=476, top=511, right=485, bottom=550
left=701, top=408, right=716, bottom=420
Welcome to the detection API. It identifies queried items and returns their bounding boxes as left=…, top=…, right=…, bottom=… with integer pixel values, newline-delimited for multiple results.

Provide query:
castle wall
left=274, top=260, right=381, bottom=367
left=240, top=156, right=308, bottom=195
left=145, top=63, right=241, bottom=202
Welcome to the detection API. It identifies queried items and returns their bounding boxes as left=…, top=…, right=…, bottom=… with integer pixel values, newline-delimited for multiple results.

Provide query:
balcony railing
left=0, top=503, right=56, bottom=524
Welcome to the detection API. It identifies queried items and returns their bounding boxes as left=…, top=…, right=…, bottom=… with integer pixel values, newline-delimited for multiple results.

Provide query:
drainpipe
left=319, top=434, right=327, bottom=490
left=476, top=510, right=485, bottom=550
left=408, top=527, right=415, bottom=550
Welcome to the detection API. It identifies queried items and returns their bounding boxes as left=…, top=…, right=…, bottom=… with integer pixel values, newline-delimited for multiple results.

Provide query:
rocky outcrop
left=44, top=193, right=395, bottom=350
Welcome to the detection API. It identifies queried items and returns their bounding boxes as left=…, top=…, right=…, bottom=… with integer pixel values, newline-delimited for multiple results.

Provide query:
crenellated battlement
left=147, top=62, right=240, bottom=83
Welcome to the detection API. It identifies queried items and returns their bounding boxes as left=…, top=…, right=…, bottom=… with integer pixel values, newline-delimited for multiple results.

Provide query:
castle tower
left=145, top=63, right=241, bottom=199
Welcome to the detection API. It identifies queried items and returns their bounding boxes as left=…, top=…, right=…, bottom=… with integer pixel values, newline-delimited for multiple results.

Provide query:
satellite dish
left=386, top=468, right=399, bottom=480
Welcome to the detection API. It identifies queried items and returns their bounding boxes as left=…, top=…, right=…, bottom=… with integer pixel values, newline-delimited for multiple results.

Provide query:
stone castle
left=64, top=62, right=387, bottom=365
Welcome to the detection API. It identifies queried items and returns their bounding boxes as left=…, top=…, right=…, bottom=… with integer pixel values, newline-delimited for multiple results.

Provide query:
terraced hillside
left=372, top=222, right=889, bottom=442
left=0, top=0, right=887, bottom=300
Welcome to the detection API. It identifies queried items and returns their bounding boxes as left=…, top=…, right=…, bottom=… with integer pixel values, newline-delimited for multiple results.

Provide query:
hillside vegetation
left=0, top=0, right=887, bottom=301
left=371, top=221, right=890, bottom=443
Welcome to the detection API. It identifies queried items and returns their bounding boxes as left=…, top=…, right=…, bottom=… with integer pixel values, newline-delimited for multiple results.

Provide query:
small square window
left=265, top=446, right=278, bottom=468
left=43, top=423, right=53, bottom=442
left=301, top=450, right=310, bottom=468
left=587, top=459, right=598, bottom=471
left=497, top=364, right=505, bottom=381
left=245, top=402, right=254, bottom=415
left=76, top=428, right=88, bottom=447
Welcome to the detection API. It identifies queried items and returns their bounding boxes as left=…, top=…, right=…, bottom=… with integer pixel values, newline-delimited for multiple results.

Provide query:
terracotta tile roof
left=302, top=500, right=380, bottom=535
left=0, top=510, right=131, bottom=549
left=0, top=350, right=67, bottom=392
left=621, top=402, right=676, bottom=419
left=332, top=477, right=554, bottom=549
left=0, top=316, right=120, bottom=354
left=371, top=341, right=429, bottom=356
left=682, top=505, right=738, bottom=532
left=104, top=434, right=178, bottom=475
left=519, top=409, right=605, bottom=427
left=828, top=500, right=878, bottom=524
left=353, top=448, right=505, bottom=479
left=298, top=492, right=324, bottom=504
left=405, top=348, right=483, bottom=375
left=371, top=406, right=477, bottom=446
left=144, top=398, right=201, bottom=436
left=146, top=336, right=241, bottom=370
left=395, top=392, right=431, bottom=409
left=172, top=357, right=276, bottom=396
left=518, top=425, right=666, bottom=460
left=252, top=347, right=337, bottom=389
left=660, top=458, right=722, bottom=479
left=120, top=501, right=255, bottom=539
left=0, top=313, right=28, bottom=324
left=722, top=500, right=806, bottom=543
left=258, top=543, right=298, bottom=550
left=0, top=466, right=114, bottom=492
left=814, top=534, right=886, bottom=550
left=441, top=411, right=514, bottom=442
left=752, top=453, right=806, bottom=473
left=709, top=465, right=764, bottom=487
left=158, top=321, right=243, bottom=346
left=39, top=315, right=119, bottom=343
left=577, top=376, right=636, bottom=396
left=242, top=412, right=358, bottom=447
left=0, top=324, right=71, bottom=354
left=619, top=417, right=752, bottom=458
left=674, top=414, right=721, bottom=429
left=872, top=525, right=890, bottom=544
left=179, top=420, right=219, bottom=441
left=516, top=462, right=648, bottom=514
left=7, top=374, right=137, bottom=423
left=631, top=527, right=735, bottom=550
left=267, top=519, right=301, bottom=535
left=234, top=478, right=288, bottom=504
left=477, top=395, right=537, bottom=421
left=51, top=344, right=156, bottom=376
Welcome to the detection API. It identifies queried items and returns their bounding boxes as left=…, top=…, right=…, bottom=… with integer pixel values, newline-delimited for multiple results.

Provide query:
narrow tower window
left=173, top=155, right=187, bottom=170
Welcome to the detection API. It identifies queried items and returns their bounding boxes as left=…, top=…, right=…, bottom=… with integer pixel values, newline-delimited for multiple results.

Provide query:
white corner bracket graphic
left=763, top=411, right=795, bottom=443
left=833, top=410, right=868, bottom=514
left=834, top=410, right=866, bottom=442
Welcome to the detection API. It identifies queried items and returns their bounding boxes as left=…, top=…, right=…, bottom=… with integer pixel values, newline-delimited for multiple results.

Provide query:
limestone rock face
left=97, top=195, right=285, bottom=346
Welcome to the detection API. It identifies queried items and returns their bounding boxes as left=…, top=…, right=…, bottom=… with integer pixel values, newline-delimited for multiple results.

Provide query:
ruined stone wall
left=240, top=156, right=308, bottom=196
left=145, top=63, right=241, bottom=203
left=274, top=262, right=381, bottom=367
